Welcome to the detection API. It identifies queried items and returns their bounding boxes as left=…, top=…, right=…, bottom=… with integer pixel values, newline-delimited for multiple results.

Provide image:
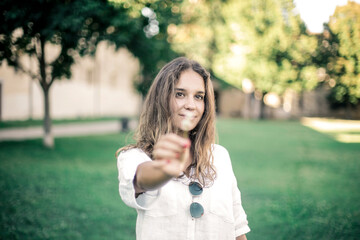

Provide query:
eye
left=175, top=92, right=185, bottom=98
left=195, top=94, right=204, bottom=100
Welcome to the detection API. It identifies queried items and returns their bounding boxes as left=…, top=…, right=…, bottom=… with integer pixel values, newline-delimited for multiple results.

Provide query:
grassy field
left=1, top=119, right=359, bottom=240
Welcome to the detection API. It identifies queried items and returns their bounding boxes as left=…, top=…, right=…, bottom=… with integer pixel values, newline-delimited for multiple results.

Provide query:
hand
left=152, top=133, right=191, bottom=177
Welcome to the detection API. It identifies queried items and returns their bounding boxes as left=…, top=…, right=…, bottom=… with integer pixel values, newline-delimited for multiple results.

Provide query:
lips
left=179, top=114, right=196, bottom=119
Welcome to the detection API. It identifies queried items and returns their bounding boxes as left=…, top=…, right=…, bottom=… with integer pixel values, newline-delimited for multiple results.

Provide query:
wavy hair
left=117, top=57, right=216, bottom=186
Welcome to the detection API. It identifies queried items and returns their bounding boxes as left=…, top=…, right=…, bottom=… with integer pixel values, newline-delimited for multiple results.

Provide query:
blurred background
left=1, top=0, right=360, bottom=239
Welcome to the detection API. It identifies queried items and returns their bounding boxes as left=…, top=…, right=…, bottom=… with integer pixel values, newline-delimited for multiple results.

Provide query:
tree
left=218, top=0, right=318, bottom=118
left=115, top=0, right=183, bottom=97
left=0, top=0, right=141, bottom=147
left=326, top=1, right=360, bottom=110
left=0, top=0, right=182, bottom=147
left=166, top=0, right=234, bottom=113
left=168, top=0, right=319, bottom=118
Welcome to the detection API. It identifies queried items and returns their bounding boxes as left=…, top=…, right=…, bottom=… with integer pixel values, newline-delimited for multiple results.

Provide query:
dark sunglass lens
left=190, top=202, right=204, bottom=218
left=189, top=182, right=203, bottom=196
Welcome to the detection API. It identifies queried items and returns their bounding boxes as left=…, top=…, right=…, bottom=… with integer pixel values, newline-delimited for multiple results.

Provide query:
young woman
left=117, top=57, right=250, bottom=240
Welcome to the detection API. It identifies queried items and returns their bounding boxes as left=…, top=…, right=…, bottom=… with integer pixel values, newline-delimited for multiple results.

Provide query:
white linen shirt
left=117, top=144, right=250, bottom=240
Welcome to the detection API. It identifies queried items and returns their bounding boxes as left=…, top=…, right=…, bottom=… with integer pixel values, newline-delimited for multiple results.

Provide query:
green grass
left=1, top=119, right=359, bottom=239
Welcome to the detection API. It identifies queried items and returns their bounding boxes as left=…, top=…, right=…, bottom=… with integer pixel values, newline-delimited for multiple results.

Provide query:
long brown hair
left=117, top=57, right=216, bottom=185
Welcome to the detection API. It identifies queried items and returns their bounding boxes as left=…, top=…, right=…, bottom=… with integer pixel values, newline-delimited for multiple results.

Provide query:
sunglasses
left=189, top=182, right=204, bottom=218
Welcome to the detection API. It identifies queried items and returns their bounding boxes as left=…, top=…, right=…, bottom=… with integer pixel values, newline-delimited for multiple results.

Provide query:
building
left=0, top=42, right=141, bottom=121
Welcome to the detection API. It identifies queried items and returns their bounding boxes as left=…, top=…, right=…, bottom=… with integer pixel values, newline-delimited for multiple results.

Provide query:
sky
left=293, top=0, right=360, bottom=33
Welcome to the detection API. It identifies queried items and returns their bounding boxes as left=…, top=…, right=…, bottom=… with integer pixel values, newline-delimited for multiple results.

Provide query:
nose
left=184, top=96, right=196, bottom=110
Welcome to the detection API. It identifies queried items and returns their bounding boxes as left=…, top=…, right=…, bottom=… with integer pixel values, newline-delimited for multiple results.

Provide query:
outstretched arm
left=134, top=134, right=190, bottom=194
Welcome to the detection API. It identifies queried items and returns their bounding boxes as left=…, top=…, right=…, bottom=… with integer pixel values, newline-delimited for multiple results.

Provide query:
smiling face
left=170, top=69, right=205, bottom=132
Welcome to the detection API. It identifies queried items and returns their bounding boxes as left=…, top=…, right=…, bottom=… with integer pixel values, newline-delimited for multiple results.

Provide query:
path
left=0, top=120, right=137, bottom=141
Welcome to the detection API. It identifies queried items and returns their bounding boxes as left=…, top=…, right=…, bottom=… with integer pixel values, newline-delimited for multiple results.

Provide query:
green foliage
left=0, top=0, right=183, bottom=97
left=111, top=0, right=183, bottom=96
left=224, top=0, right=318, bottom=95
left=167, top=0, right=358, bottom=110
left=1, top=0, right=359, bottom=115
left=0, top=0, right=140, bottom=147
left=168, top=0, right=212, bottom=67
left=167, top=0, right=228, bottom=80
left=0, top=0, right=139, bottom=81
left=170, top=0, right=319, bottom=100
left=0, top=0, right=184, bottom=146
left=327, top=1, right=360, bottom=107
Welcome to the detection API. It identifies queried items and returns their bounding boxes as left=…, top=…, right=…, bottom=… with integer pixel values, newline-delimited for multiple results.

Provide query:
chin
left=174, top=117, right=198, bottom=132
left=176, top=124, right=194, bottom=132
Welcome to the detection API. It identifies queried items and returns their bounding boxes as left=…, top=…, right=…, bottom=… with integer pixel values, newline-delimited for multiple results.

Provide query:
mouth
left=179, top=114, right=196, bottom=119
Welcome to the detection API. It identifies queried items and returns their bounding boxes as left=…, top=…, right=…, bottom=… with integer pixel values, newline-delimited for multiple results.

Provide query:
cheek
left=170, top=99, right=181, bottom=114
left=170, top=99, right=182, bottom=126
left=198, top=101, right=205, bottom=115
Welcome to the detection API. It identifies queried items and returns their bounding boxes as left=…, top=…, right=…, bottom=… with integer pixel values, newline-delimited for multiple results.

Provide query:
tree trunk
left=298, top=91, right=304, bottom=118
left=345, top=101, right=352, bottom=119
left=243, top=93, right=252, bottom=119
left=43, top=87, right=54, bottom=148
left=38, top=36, right=54, bottom=148
left=259, top=97, right=266, bottom=119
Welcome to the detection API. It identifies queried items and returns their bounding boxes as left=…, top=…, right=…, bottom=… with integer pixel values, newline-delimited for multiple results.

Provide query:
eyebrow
left=175, top=88, right=205, bottom=94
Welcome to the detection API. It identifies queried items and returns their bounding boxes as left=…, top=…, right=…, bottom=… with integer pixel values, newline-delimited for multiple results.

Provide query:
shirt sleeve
left=232, top=173, right=251, bottom=236
left=117, top=148, right=160, bottom=210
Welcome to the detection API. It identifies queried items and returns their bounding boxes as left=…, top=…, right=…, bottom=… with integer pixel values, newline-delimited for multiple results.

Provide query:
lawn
left=0, top=119, right=359, bottom=240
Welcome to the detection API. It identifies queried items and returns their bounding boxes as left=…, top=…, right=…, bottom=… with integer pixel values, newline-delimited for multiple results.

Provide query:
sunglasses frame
left=189, top=181, right=204, bottom=218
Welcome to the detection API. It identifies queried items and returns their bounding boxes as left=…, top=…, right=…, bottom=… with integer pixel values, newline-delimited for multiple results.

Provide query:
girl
left=117, top=57, right=250, bottom=239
